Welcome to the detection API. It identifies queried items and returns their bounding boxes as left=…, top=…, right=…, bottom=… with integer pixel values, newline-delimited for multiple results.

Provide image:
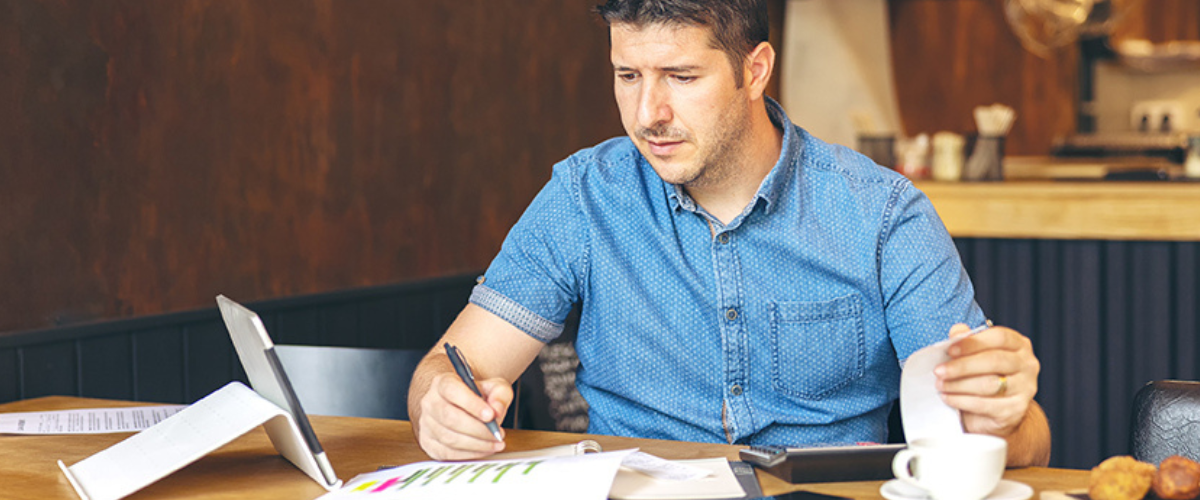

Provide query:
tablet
left=216, top=295, right=338, bottom=486
left=740, top=443, right=906, bottom=484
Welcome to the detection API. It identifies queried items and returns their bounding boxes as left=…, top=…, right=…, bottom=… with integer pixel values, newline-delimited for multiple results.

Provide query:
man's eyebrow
left=612, top=65, right=701, bottom=72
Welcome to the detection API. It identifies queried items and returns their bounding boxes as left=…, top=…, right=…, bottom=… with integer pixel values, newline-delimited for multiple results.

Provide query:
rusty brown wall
left=889, top=0, right=1078, bottom=156
left=888, top=0, right=1200, bottom=156
left=0, top=0, right=624, bottom=333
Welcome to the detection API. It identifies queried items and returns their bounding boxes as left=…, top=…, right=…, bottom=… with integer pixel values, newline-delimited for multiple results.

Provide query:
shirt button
left=731, top=384, right=743, bottom=396
left=717, top=233, right=730, bottom=244
left=725, top=308, right=738, bottom=321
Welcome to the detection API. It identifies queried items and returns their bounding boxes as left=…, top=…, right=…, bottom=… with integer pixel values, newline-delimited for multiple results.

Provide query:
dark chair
left=1130, top=380, right=1200, bottom=464
left=273, top=345, right=426, bottom=420
left=514, top=306, right=590, bottom=432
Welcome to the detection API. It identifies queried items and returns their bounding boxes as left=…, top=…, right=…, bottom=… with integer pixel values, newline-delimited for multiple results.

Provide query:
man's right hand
left=413, top=368, right=513, bottom=460
left=407, top=304, right=547, bottom=461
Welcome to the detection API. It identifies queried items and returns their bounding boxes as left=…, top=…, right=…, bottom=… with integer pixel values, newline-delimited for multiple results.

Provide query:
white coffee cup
left=891, top=433, right=1007, bottom=500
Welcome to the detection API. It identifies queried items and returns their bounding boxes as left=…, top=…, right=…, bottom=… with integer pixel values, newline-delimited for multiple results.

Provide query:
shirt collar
left=665, top=96, right=802, bottom=217
left=754, top=96, right=801, bottom=215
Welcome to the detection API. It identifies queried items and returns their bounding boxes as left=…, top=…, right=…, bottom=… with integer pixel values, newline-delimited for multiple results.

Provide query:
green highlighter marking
left=468, top=463, right=496, bottom=483
left=422, top=465, right=451, bottom=486
left=491, top=463, right=517, bottom=483
left=398, top=467, right=428, bottom=489
left=445, top=464, right=472, bottom=484
left=523, top=460, right=545, bottom=475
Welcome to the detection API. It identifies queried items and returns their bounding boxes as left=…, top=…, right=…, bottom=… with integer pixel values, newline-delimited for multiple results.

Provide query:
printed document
left=0, top=406, right=184, bottom=435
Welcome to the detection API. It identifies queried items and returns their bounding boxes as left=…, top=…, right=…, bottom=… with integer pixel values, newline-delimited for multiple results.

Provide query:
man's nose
left=636, top=81, right=672, bottom=130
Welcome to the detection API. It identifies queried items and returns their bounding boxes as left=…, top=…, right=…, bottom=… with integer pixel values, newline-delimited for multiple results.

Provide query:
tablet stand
left=58, top=382, right=341, bottom=500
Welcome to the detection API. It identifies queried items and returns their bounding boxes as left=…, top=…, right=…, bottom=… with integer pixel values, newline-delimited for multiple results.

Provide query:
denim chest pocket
left=768, top=294, right=866, bottom=399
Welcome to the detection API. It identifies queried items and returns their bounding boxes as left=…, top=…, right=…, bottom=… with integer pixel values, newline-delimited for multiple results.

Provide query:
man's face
left=610, top=23, right=750, bottom=189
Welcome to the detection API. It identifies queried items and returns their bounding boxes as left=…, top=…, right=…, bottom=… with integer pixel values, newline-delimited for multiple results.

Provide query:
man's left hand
left=935, top=323, right=1041, bottom=437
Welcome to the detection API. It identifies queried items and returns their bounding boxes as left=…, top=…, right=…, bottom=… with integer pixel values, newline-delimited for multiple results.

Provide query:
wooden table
left=1, top=396, right=1089, bottom=499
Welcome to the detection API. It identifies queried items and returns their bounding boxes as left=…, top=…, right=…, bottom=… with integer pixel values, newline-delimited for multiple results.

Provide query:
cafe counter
left=914, top=156, right=1200, bottom=241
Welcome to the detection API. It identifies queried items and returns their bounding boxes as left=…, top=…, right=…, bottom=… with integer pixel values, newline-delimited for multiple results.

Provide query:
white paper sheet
left=900, top=338, right=966, bottom=443
left=619, top=452, right=713, bottom=481
left=58, top=382, right=339, bottom=500
left=319, top=449, right=637, bottom=500
left=0, top=406, right=185, bottom=435
left=610, top=458, right=743, bottom=500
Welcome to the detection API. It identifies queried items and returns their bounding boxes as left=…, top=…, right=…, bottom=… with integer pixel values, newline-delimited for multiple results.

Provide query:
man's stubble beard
left=678, top=97, right=751, bottom=191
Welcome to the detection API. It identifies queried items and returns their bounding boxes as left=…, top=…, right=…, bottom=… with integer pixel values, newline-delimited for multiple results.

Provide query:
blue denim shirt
left=470, top=98, right=985, bottom=446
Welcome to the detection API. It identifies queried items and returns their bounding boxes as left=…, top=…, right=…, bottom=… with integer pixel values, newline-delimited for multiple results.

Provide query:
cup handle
left=892, top=448, right=926, bottom=490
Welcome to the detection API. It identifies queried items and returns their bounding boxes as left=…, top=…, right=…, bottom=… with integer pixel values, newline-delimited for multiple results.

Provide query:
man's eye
left=617, top=73, right=639, bottom=83
left=672, top=75, right=696, bottom=84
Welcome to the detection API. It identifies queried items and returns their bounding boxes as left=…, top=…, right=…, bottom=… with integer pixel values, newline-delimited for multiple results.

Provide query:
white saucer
left=880, top=479, right=1033, bottom=500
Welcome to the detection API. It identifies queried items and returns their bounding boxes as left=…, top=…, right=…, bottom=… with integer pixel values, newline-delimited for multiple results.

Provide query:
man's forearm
left=407, top=351, right=452, bottom=436
left=1004, top=401, right=1051, bottom=467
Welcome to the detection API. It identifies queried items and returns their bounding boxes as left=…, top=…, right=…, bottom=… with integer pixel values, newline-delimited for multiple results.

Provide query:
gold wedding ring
left=995, top=375, right=1009, bottom=397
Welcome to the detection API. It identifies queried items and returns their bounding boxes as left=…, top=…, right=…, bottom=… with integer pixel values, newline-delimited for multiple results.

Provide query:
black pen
left=444, top=342, right=504, bottom=442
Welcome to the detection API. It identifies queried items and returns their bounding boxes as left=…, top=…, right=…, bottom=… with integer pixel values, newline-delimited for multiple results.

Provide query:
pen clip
left=453, top=347, right=472, bottom=378
left=444, top=342, right=482, bottom=390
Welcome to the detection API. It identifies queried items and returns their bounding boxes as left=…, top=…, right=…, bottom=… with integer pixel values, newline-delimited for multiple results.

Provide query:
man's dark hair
left=595, top=0, right=769, bottom=87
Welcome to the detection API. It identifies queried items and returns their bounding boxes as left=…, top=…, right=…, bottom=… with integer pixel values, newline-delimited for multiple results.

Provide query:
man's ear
left=744, top=41, right=775, bottom=100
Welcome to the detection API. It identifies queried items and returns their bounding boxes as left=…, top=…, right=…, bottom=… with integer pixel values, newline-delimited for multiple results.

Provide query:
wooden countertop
left=3, top=396, right=1091, bottom=500
left=915, top=156, right=1200, bottom=241
left=915, top=179, right=1200, bottom=241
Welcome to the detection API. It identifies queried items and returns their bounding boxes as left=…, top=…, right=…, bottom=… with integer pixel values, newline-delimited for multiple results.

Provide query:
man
left=409, top=0, right=1051, bottom=467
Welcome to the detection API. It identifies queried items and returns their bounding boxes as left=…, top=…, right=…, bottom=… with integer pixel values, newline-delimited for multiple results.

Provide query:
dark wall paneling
left=1128, top=243, right=1172, bottom=404
left=318, top=303, right=361, bottom=347
left=358, top=297, right=402, bottom=349
left=0, top=349, right=19, bottom=403
left=958, top=239, right=1200, bottom=469
left=1060, top=241, right=1104, bottom=468
left=1032, top=240, right=1066, bottom=467
left=275, top=310, right=321, bottom=347
left=133, top=327, right=185, bottom=404
left=21, top=341, right=78, bottom=400
left=184, top=321, right=237, bottom=403
left=432, top=286, right=471, bottom=336
left=78, top=334, right=133, bottom=401
left=1101, top=241, right=1129, bottom=459
left=391, top=293, right=442, bottom=351
left=1176, top=244, right=1199, bottom=381
left=0, top=273, right=477, bottom=405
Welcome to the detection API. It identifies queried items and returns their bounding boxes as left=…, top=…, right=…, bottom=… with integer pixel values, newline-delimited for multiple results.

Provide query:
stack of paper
left=320, top=448, right=748, bottom=500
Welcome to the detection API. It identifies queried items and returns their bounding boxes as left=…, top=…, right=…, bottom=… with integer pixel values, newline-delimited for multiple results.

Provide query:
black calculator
left=739, top=443, right=907, bottom=483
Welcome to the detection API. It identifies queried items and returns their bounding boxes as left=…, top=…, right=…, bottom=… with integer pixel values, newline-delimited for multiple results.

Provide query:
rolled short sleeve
left=879, top=181, right=986, bottom=361
left=470, top=158, right=589, bottom=343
